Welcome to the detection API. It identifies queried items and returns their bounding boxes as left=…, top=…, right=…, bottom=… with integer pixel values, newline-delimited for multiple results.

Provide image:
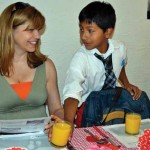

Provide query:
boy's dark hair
left=79, top=1, right=116, bottom=32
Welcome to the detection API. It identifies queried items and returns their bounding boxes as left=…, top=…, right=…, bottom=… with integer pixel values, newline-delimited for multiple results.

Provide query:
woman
left=0, top=2, right=63, bottom=124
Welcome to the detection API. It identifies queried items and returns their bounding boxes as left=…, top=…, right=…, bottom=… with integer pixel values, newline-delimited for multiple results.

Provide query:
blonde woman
left=0, top=2, right=64, bottom=133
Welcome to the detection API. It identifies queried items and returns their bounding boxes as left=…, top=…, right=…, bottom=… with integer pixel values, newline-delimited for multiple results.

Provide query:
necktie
left=94, top=53, right=117, bottom=90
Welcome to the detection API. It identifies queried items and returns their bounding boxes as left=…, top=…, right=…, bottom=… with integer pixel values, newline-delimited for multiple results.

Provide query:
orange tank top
left=11, top=82, right=32, bottom=101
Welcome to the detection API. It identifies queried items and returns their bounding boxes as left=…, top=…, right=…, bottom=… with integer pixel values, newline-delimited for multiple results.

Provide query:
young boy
left=63, top=1, right=150, bottom=127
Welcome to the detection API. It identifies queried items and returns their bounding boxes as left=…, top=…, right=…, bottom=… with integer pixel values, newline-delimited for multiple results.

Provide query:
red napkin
left=87, top=144, right=111, bottom=150
left=86, top=135, right=120, bottom=150
left=87, top=144, right=119, bottom=150
left=138, top=129, right=150, bottom=150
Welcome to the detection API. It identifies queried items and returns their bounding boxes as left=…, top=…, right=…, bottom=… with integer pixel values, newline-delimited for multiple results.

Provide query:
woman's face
left=13, top=22, right=41, bottom=54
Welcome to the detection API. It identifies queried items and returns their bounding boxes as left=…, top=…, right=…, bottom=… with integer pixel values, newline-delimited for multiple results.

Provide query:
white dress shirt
left=63, top=39, right=127, bottom=107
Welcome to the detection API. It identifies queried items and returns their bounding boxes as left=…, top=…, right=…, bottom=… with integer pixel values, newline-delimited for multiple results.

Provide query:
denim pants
left=81, top=88, right=150, bottom=127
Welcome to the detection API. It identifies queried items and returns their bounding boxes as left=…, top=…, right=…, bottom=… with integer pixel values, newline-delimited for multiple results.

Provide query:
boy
left=63, top=1, right=149, bottom=127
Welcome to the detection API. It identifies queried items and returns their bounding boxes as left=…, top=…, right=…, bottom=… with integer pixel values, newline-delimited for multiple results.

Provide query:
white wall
left=0, top=0, right=150, bottom=100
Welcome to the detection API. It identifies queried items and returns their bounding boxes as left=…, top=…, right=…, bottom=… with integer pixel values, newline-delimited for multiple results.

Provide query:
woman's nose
left=33, top=30, right=40, bottom=39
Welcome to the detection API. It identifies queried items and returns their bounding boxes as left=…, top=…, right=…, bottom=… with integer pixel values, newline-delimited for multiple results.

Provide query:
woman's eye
left=38, top=29, right=42, bottom=34
left=27, top=29, right=34, bottom=32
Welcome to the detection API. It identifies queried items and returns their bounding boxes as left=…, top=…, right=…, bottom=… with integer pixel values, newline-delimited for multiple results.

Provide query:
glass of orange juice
left=51, top=121, right=71, bottom=147
left=125, top=113, right=141, bottom=135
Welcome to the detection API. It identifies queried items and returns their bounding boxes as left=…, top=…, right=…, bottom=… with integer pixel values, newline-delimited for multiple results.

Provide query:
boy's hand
left=68, top=121, right=74, bottom=140
left=125, top=84, right=142, bottom=100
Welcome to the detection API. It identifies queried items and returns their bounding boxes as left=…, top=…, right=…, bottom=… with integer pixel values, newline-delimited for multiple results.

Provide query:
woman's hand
left=44, top=114, right=74, bottom=142
left=44, top=115, right=63, bottom=140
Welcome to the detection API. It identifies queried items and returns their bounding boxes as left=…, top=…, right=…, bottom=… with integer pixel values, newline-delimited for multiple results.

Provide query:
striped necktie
left=94, top=53, right=117, bottom=90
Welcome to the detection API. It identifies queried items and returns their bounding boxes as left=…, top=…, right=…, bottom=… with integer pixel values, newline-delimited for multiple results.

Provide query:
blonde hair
left=0, top=2, right=47, bottom=76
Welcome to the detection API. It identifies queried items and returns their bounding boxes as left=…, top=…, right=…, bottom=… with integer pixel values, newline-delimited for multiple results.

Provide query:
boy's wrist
left=123, top=82, right=131, bottom=90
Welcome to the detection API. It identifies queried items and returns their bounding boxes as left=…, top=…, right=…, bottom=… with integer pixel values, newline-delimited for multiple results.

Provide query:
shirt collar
left=83, top=39, right=118, bottom=59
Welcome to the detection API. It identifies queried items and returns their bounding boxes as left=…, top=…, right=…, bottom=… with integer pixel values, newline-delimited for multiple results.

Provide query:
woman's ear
left=105, top=28, right=114, bottom=38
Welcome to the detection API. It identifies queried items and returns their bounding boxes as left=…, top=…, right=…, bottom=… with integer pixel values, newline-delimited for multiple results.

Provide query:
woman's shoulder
left=45, top=58, right=57, bottom=77
left=45, top=58, right=55, bottom=66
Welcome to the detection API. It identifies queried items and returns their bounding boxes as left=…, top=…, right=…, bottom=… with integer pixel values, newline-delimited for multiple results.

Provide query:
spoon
left=84, top=129, right=108, bottom=144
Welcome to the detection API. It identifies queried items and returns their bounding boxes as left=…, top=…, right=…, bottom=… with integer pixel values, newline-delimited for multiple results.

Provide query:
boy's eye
left=88, top=29, right=94, bottom=33
left=79, top=28, right=84, bottom=32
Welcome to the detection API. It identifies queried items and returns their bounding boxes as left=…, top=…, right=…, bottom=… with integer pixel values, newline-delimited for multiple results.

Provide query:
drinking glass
left=125, top=113, right=141, bottom=135
left=51, top=121, right=71, bottom=146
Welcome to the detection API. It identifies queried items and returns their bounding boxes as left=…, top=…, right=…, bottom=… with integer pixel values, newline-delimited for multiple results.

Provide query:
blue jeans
left=81, top=88, right=150, bottom=127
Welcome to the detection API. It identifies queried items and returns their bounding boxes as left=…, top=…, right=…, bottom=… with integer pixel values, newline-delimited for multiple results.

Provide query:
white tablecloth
left=0, top=132, right=67, bottom=150
left=103, top=119, right=150, bottom=148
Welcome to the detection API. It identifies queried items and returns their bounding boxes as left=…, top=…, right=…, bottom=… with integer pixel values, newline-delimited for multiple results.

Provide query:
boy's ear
left=105, top=28, right=114, bottom=38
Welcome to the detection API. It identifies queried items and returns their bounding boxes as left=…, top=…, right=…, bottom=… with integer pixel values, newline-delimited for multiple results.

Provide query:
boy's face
left=79, top=21, right=110, bottom=53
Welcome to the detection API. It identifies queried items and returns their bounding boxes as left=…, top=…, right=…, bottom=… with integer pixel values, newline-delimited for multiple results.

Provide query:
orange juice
left=125, top=113, right=141, bottom=135
left=51, top=121, right=71, bottom=146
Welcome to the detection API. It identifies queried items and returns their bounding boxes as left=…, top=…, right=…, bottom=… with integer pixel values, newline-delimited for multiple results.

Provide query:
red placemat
left=69, top=126, right=138, bottom=150
left=5, top=147, right=27, bottom=150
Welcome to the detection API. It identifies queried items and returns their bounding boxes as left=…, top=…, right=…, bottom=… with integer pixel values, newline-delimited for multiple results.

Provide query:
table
left=0, top=132, right=67, bottom=150
left=0, top=119, right=149, bottom=150
left=70, top=119, right=150, bottom=150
